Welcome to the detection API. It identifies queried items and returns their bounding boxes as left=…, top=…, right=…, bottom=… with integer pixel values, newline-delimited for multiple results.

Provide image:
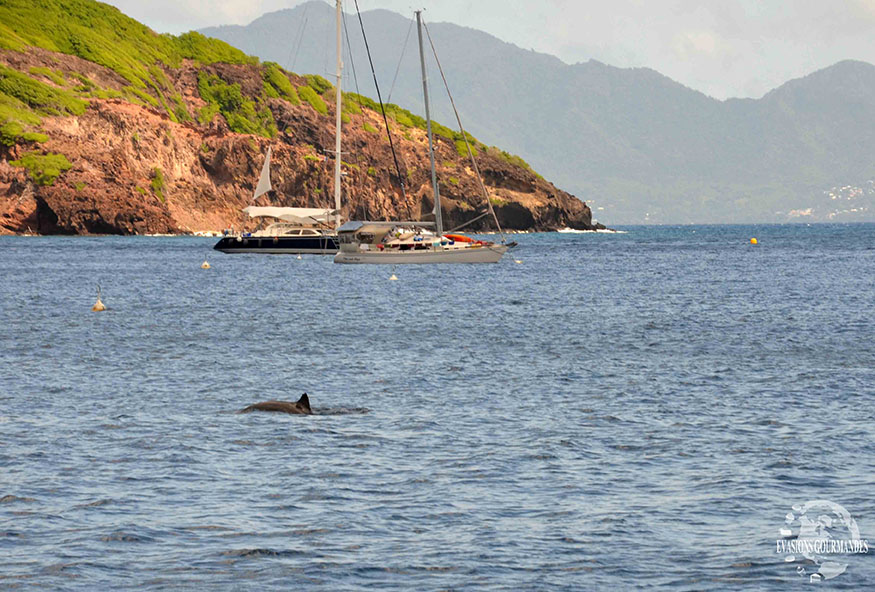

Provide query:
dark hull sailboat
left=217, top=1, right=346, bottom=256
left=214, top=232, right=338, bottom=254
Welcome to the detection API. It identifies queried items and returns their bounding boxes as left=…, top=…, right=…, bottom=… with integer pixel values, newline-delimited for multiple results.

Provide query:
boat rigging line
left=288, top=1, right=310, bottom=73
left=446, top=210, right=491, bottom=233
left=342, top=9, right=377, bottom=192
left=387, top=19, right=414, bottom=103
left=270, top=4, right=311, bottom=151
left=352, top=0, right=408, bottom=203
left=342, top=11, right=361, bottom=97
left=422, top=19, right=508, bottom=244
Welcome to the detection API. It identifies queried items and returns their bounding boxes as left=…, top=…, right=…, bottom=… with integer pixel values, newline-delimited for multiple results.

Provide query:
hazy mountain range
left=201, top=1, right=875, bottom=224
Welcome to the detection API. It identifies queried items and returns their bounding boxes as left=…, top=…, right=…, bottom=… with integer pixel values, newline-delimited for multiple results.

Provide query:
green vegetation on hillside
left=146, top=65, right=190, bottom=123
left=489, top=147, right=541, bottom=177
left=262, top=62, right=299, bottom=104
left=342, top=94, right=361, bottom=115
left=0, top=64, right=87, bottom=116
left=455, top=139, right=478, bottom=157
left=0, top=0, right=254, bottom=88
left=0, top=64, right=87, bottom=145
left=197, top=72, right=276, bottom=138
left=298, top=85, right=327, bottom=115
left=10, top=151, right=72, bottom=185
left=0, top=120, right=47, bottom=146
left=29, top=66, right=66, bottom=86
left=172, top=32, right=255, bottom=66
left=150, top=166, right=165, bottom=201
left=305, top=74, right=332, bottom=94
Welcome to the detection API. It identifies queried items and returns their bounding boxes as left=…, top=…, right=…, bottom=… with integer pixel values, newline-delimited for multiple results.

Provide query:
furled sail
left=253, top=147, right=272, bottom=200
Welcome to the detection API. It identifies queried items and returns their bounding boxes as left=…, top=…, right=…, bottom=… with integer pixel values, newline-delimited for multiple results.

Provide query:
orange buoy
left=92, top=285, right=106, bottom=311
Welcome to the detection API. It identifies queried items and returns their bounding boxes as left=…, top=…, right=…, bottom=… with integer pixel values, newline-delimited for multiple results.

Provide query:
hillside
left=202, top=1, right=875, bottom=224
left=0, top=0, right=596, bottom=235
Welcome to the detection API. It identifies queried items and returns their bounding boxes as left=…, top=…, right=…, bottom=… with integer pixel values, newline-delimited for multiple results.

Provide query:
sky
left=104, top=0, right=875, bottom=99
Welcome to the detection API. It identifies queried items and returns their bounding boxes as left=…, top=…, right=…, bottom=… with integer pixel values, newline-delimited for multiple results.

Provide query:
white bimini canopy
left=242, top=206, right=339, bottom=225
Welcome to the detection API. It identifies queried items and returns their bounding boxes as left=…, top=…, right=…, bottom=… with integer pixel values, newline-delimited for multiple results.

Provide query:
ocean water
left=1, top=224, right=873, bottom=590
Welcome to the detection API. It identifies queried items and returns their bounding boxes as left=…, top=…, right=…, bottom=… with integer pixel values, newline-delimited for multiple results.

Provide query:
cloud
left=672, top=31, right=722, bottom=59
left=104, top=0, right=294, bottom=33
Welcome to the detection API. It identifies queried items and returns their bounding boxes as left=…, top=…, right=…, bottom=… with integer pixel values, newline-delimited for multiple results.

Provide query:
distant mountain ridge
left=201, top=1, right=875, bottom=224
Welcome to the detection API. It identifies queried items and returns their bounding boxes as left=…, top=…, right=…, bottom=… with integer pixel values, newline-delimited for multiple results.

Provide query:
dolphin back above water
left=239, top=393, right=312, bottom=415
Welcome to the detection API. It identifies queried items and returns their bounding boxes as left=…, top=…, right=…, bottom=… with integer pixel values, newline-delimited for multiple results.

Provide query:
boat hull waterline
left=334, top=245, right=508, bottom=264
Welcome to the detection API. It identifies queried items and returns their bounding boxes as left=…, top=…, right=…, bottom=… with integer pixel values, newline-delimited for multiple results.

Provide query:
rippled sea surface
left=1, top=224, right=874, bottom=590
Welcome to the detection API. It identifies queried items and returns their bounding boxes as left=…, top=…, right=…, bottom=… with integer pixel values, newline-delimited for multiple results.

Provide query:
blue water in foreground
left=1, top=224, right=874, bottom=590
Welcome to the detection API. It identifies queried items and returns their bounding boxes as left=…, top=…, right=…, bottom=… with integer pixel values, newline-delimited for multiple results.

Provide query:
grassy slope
left=0, top=0, right=255, bottom=83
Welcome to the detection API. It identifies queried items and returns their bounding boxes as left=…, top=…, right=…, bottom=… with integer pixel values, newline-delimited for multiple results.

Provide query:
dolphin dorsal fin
left=297, top=393, right=310, bottom=411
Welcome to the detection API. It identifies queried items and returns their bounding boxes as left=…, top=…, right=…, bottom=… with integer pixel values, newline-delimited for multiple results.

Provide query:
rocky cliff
left=0, top=40, right=597, bottom=235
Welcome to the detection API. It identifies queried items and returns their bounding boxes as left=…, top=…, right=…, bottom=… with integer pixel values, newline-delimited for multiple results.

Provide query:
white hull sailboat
left=334, top=10, right=511, bottom=265
left=334, top=223, right=508, bottom=263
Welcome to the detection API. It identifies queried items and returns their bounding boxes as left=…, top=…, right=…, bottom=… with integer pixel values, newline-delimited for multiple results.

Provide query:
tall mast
left=333, top=0, right=343, bottom=229
left=416, top=10, right=442, bottom=238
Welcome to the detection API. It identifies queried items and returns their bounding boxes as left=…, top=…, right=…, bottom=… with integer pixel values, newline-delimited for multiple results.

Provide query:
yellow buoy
left=514, top=259, right=523, bottom=264
left=92, top=285, right=106, bottom=312
left=750, top=238, right=758, bottom=245
left=389, top=274, right=398, bottom=281
left=296, top=255, right=303, bottom=260
left=201, top=260, right=211, bottom=269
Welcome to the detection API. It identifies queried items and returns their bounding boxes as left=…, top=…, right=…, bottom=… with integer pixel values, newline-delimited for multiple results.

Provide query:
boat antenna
left=416, top=10, right=442, bottom=238
left=423, top=19, right=507, bottom=243
left=353, top=0, right=407, bottom=203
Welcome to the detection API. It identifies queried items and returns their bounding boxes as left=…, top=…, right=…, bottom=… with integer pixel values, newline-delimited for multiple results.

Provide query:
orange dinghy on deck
left=444, top=234, right=478, bottom=244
